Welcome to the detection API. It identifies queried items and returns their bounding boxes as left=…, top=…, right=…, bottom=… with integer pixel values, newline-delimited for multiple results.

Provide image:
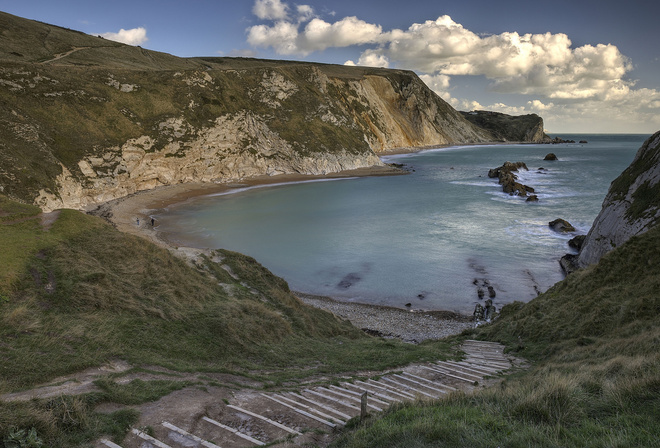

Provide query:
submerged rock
left=544, top=153, right=558, bottom=161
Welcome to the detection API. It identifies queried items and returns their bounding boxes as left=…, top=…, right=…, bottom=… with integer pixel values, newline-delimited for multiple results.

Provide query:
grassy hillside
left=0, top=195, right=457, bottom=446
left=333, top=224, right=660, bottom=447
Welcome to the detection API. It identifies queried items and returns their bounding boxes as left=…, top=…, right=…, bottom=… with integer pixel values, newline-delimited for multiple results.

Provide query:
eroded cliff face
left=577, top=131, right=660, bottom=267
left=2, top=11, right=539, bottom=212
left=1, top=60, right=495, bottom=212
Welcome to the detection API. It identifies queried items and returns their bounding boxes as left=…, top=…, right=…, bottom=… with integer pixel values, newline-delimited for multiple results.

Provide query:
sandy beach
left=89, top=163, right=475, bottom=342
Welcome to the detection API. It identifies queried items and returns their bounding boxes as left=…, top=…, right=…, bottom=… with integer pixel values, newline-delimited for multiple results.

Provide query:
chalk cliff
left=0, top=11, right=538, bottom=212
left=577, top=131, right=660, bottom=267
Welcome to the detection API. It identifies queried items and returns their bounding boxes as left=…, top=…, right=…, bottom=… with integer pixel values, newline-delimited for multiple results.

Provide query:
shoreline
left=89, top=164, right=406, bottom=251
left=88, top=152, right=479, bottom=340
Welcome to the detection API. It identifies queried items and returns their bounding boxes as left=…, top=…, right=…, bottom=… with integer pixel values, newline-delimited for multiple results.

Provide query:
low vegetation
left=332, top=225, right=660, bottom=447
left=0, top=195, right=457, bottom=446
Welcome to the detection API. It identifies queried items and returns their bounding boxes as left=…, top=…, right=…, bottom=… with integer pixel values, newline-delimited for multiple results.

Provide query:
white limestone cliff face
left=28, top=66, right=493, bottom=212
left=578, top=131, right=660, bottom=267
left=34, top=111, right=383, bottom=212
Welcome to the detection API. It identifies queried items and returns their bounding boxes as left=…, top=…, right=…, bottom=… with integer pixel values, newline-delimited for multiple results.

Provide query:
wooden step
left=261, top=394, right=338, bottom=428
left=162, top=422, right=221, bottom=448
left=227, top=404, right=302, bottom=435
left=131, top=429, right=171, bottom=448
left=288, top=392, right=352, bottom=420
left=202, top=416, right=266, bottom=445
left=272, top=393, right=347, bottom=425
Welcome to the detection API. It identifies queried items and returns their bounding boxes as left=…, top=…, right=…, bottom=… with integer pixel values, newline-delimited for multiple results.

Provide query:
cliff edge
left=0, top=11, right=540, bottom=212
left=577, top=131, right=660, bottom=267
left=459, top=110, right=550, bottom=143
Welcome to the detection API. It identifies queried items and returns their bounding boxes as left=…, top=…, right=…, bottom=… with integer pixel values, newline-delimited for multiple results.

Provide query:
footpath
left=98, top=340, right=519, bottom=448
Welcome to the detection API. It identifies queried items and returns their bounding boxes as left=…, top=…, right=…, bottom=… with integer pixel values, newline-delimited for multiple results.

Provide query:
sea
left=154, top=134, right=648, bottom=314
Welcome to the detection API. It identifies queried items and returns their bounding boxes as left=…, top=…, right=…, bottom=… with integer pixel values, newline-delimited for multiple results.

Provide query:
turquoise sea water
left=155, top=134, right=647, bottom=313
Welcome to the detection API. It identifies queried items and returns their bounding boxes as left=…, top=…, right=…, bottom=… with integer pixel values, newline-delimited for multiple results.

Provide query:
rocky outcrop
left=545, top=137, right=577, bottom=144
left=488, top=162, right=535, bottom=196
left=577, top=131, right=660, bottom=267
left=549, top=219, right=576, bottom=233
left=460, top=110, right=550, bottom=143
left=544, top=153, right=558, bottom=161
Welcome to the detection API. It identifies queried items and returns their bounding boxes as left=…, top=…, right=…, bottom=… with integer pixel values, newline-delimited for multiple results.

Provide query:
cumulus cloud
left=253, top=0, right=289, bottom=21
left=248, top=15, right=385, bottom=55
left=246, top=0, right=659, bottom=131
left=100, top=27, right=148, bottom=46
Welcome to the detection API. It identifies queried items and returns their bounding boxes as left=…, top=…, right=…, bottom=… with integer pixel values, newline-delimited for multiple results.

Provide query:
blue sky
left=2, top=0, right=659, bottom=134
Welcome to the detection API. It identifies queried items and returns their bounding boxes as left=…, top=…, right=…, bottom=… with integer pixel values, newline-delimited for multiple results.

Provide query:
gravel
left=296, top=293, right=474, bottom=343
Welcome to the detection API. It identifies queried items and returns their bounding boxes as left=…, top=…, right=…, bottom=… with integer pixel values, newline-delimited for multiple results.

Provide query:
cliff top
left=0, top=10, right=409, bottom=80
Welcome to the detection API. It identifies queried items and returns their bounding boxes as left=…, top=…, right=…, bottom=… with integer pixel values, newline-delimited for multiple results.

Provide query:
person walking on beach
left=151, top=217, right=155, bottom=226
left=136, top=217, right=140, bottom=226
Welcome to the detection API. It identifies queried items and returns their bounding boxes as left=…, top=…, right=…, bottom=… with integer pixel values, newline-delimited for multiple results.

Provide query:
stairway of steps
left=99, top=340, right=513, bottom=448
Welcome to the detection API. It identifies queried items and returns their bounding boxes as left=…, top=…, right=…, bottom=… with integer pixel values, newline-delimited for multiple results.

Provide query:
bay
left=154, top=134, right=647, bottom=313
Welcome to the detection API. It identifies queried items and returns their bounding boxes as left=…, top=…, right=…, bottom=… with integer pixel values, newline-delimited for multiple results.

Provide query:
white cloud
left=247, top=21, right=299, bottom=54
left=248, top=14, right=384, bottom=55
left=296, top=4, right=315, bottom=22
left=355, top=49, right=389, bottom=67
left=253, top=0, right=289, bottom=20
left=419, top=73, right=451, bottom=91
left=246, top=1, right=660, bottom=132
left=100, top=27, right=148, bottom=46
left=527, top=100, right=554, bottom=111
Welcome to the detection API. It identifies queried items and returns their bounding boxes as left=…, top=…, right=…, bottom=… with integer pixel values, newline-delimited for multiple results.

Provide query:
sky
left=2, top=0, right=659, bottom=134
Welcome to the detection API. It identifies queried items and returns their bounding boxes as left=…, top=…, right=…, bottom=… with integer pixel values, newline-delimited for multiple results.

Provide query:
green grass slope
left=333, top=225, right=660, bottom=447
left=0, top=195, right=457, bottom=446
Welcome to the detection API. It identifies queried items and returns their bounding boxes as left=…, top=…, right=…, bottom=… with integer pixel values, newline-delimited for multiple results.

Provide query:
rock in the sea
left=484, top=299, right=497, bottom=322
left=487, top=286, right=496, bottom=298
left=544, top=153, right=558, bottom=161
left=568, top=235, right=586, bottom=250
left=548, top=137, right=576, bottom=144
left=526, top=195, right=539, bottom=202
left=473, top=303, right=485, bottom=320
left=579, top=140, right=588, bottom=144
left=560, top=253, right=580, bottom=274
left=488, top=161, right=534, bottom=196
left=549, top=218, right=576, bottom=233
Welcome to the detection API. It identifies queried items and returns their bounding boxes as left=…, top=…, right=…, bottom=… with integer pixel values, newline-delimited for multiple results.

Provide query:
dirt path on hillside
left=42, top=46, right=90, bottom=64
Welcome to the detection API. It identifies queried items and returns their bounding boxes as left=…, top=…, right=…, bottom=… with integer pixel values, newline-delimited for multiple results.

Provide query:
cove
left=154, top=134, right=646, bottom=313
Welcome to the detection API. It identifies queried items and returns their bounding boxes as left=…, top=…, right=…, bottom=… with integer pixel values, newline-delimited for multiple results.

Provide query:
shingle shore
left=296, top=293, right=473, bottom=343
